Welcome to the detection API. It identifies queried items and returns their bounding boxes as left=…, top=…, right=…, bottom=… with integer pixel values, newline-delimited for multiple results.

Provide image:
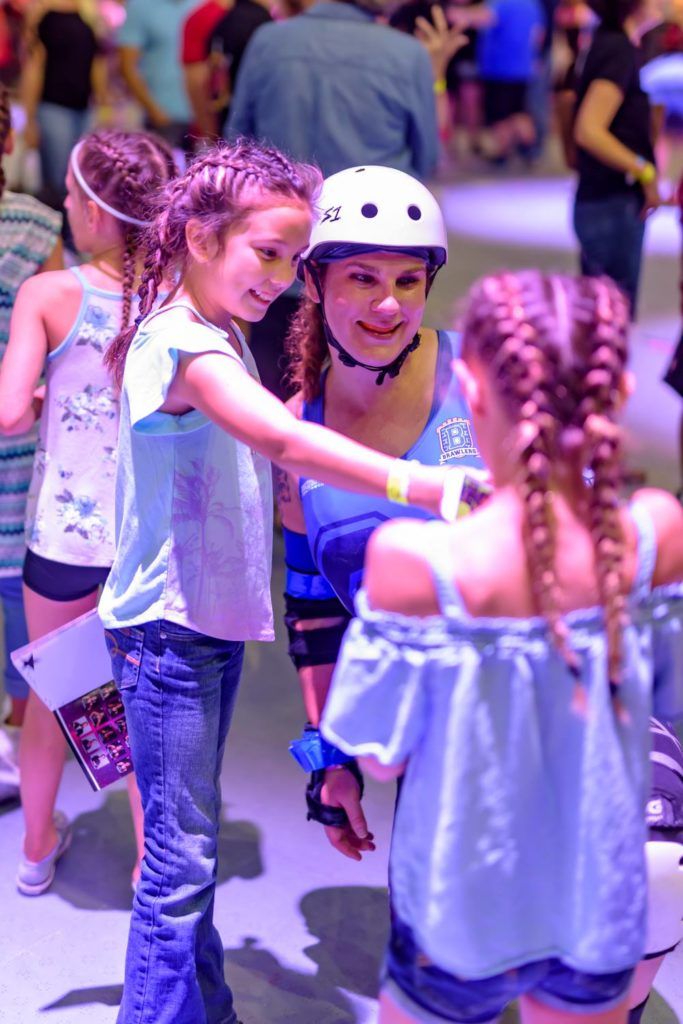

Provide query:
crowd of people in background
left=0, top=0, right=679, bottom=174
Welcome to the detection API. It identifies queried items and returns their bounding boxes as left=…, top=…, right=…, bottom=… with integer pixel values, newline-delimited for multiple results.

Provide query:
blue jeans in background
left=37, top=102, right=89, bottom=201
left=105, top=620, right=245, bottom=1024
left=0, top=575, right=29, bottom=700
left=573, top=191, right=646, bottom=315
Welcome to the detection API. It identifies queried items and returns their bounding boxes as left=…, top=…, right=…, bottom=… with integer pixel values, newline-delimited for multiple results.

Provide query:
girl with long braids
left=322, top=271, right=683, bottom=1024
left=95, top=139, right=462, bottom=1024
left=0, top=84, right=62, bottom=794
left=0, top=128, right=177, bottom=895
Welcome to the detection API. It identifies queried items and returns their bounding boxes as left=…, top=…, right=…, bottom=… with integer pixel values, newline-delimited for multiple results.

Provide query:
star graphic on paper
left=22, top=654, right=35, bottom=671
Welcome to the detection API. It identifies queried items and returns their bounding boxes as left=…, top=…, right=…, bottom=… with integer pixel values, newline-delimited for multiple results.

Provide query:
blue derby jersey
left=300, top=330, right=484, bottom=612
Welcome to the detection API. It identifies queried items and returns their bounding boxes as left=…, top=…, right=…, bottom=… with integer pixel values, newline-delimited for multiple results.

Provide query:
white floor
left=0, top=155, right=682, bottom=1024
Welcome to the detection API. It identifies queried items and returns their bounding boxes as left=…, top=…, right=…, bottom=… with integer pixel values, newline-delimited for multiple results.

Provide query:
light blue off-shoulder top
left=321, top=503, right=683, bottom=980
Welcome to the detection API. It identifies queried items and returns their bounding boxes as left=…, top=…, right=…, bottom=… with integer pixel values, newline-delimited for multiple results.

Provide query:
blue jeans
left=37, top=101, right=89, bottom=200
left=525, top=55, right=552, bottom=159
left=573, top=192, right=646, bottom=314
left=0, top=574, right=29, bottom=700
left=105, top=620, right=245, bottom=1024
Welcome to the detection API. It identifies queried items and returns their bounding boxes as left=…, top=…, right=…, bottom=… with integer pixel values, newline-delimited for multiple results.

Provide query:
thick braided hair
left=461, top=271, right=630, bottom=692
left=0, top=86, right=11, bottom=202
left=106, top=138, right=322, bottom=388
left=73, top=129, right=177, bottom=339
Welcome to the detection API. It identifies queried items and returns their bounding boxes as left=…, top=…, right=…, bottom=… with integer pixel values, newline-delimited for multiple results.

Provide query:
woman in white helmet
left=278, top=165, right=486, bottom=857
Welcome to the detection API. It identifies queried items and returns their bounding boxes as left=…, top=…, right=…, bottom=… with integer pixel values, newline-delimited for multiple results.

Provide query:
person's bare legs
left=20, top=586, right=98, bottom=860
left=520, top=991, right=629, bottom=1024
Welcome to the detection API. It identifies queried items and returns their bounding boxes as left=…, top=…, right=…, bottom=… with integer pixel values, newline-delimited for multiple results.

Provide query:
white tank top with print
left=25, top=266, right=126, bottom=566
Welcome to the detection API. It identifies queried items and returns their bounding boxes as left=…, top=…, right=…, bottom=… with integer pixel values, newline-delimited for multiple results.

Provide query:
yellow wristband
left=433, top=77, right=447, bottom=96
left=633, top=157, right=656, bottom=186
left=386, top=458, right=416, bottom=505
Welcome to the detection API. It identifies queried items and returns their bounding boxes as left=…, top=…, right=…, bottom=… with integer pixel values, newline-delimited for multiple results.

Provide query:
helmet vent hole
left=408, top=205, right=422, bottom=221
left=361, top=203, right=378, bottom=218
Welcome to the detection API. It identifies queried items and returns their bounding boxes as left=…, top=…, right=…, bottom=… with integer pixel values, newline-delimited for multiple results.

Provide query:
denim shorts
left=384, top=916, right=634, bottom=1023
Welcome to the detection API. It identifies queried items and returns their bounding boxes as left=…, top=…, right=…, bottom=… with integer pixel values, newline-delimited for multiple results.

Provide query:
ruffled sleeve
left=321, top=592, right=431, bottom=765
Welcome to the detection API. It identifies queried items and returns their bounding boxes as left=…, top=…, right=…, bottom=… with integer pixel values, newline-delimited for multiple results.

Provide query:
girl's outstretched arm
left=174, top=350, right=449, bottom=515
left=0, top=276, right=51, bottom=435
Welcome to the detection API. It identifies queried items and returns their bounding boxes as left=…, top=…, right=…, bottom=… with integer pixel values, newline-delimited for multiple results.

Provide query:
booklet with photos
left=10, top=609, right=133, bottom=791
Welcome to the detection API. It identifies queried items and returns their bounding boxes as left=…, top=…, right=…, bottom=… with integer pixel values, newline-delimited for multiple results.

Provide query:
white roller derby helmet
left=301, top=165, right=447, bottom=274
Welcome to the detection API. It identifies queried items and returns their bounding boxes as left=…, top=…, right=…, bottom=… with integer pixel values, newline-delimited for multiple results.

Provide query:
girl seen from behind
left=322, top=271, right=683, bottom=1024
left=0, top=128, right=177, bottom=895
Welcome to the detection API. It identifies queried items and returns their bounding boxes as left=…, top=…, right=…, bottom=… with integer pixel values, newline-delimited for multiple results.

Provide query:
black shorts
left=23, top=549, right=110, bottom=602
left=482, top=79, right=528, bottom=126
left=664, top=329, right=683, bottom=399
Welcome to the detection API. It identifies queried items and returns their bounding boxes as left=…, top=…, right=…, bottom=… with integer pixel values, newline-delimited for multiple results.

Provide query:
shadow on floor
left=37, top=881, right=681, bottom=1024
left=42, top=886, right=389, bottom=1022
left=225, top=885, right=389, bottom=1023
left=51, top=791, right=264, bottom=912
left=42, top=984, right=123, bottom=1013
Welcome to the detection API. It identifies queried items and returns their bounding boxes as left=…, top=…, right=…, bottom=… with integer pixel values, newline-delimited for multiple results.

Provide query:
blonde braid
left=577, top=278, right=630, bottom=688
left=486, top=275, right=581, bottom=680
left=461, top=270, right=632, bottom=709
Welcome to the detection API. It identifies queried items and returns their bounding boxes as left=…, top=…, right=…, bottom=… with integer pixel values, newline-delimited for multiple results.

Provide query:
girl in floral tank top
left=24, top=267, right=125, bottom=564
left=0, top=128, right=176, bottom=896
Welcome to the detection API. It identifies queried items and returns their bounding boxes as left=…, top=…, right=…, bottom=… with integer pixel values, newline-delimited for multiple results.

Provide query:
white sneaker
left=16, top=811, right=72, bottom=896
left=0, top=727, right=19, bottom=802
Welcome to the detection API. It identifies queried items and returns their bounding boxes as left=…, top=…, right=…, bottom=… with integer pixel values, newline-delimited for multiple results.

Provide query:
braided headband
left=70, top=141, right=151, bottom=228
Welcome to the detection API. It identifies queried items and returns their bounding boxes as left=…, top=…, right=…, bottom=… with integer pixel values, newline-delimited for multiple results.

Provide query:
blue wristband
left=289, top=724, right=352, bottom=772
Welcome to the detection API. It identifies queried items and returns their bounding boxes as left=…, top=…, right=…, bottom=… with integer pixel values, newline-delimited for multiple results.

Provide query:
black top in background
left=38, top=11, right=98, bottom=111
left=575, top=27, right=653, bottom=202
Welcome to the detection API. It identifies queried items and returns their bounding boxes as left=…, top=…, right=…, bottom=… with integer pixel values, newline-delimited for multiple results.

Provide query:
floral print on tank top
left=25, top=276, right=125, bottom=566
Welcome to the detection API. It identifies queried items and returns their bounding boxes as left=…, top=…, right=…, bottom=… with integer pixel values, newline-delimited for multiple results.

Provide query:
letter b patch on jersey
left=437, top=417, right=478, bottom=462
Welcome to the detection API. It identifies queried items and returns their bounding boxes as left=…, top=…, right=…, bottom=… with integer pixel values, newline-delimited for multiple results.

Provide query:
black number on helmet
left=321, top=205, right=342, bottom=223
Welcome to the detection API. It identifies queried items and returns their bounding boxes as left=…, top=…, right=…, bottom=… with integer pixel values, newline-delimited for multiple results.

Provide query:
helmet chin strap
left=309, top=266, right=422, bottom=387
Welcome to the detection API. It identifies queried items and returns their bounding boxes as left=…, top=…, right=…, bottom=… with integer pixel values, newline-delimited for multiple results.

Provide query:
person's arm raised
left=175, top=349, right=447, bottom=513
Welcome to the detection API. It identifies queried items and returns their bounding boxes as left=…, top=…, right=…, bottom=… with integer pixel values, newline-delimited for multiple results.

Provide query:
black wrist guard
left=305, top=759, right=364, bottom=827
